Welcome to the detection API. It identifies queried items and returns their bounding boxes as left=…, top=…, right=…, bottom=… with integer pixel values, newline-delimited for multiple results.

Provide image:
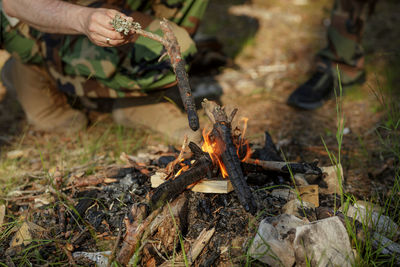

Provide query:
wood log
left=149, top=153, right=213, bottom=211
left=202, top=99, right=257, bottom=214
left=151, top=172, right=233, bottom=194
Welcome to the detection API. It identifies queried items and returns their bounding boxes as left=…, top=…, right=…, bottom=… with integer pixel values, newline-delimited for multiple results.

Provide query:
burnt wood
left=202, top=99, right=257, bottom=214
left=212, top=122, right=257, bottom=214
left=149, top=153, right=213, bottom=211
left=160, top=19, right=199, bottom=131
left=244, top=159, right=322, bottom=176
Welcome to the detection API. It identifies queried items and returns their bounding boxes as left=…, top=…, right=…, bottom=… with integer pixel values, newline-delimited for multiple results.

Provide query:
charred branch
left=202, top=99, right=257, bottom=214
left=243, top=158, right=322, bottom=176
left=149, top=153, right=213, bottom=211
left=212, top=122, right=257, bottom=214
left=252, top=131, right=283, bottom=162
left=188, top=141, right=206, bottom=159
left=159, top=19, right=199, bottom=131
left=111, top=16, right=199, bottom=131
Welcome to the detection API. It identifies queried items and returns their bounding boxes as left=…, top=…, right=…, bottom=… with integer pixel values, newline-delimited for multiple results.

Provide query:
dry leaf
left=298, top=185, right=319, bottom=207
left=10, top=221, right=46, bottom=247
left=10, top=222, right=32, bottom=247
left=6, top=150, right=27, bottom=159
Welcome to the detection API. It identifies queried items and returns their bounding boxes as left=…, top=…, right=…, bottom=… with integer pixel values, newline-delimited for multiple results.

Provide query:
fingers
left=98, top=10, right=135, bottom=46
left=90, top=32, right=131, bottom=47
left=85, top=8, right=135, bottom=47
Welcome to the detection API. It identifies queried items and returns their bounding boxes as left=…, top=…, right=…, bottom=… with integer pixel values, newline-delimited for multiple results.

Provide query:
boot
left=287, top=69, right=335, bottom=110
left=287, top=67, right=366, bottom=110
left=6, top=58, right=87, bottom=133
left=112, top=94, right=202, bottom=145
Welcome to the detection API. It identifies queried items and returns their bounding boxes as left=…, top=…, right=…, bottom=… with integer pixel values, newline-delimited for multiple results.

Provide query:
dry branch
left=111, top=16, right=199, bottom=131
left=117, top=203, right=157, bottom=265
left=117, top=195, right=188, bottom=266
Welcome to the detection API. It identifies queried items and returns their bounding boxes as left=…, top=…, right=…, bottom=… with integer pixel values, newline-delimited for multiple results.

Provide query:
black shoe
left=287, top=70, right=334, bottom=110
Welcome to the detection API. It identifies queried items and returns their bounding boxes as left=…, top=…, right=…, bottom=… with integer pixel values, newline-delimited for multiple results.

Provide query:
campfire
left=148, top=99, right=322, bottom=215
left=112, top=99, right=324, bottom=265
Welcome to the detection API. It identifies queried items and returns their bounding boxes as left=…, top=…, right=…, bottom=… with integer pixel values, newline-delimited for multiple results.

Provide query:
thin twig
left=108, top=215, right=125, bottom=267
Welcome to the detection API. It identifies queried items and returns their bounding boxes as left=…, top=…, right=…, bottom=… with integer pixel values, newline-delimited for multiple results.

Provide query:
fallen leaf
left=10, top=221, right=46, bottom=247
left=10, top=222, right=32, bottom=247
left=298, top=185, right=319, bottom=207
left=66, top=243, right=74, bottom=252
left=6, top=150, right=27, bottom=159
left=34, top=193, right=55, bottom=208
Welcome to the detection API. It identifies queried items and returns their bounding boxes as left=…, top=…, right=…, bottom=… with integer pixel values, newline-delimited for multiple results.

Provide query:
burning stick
left=111, top=16, right=199, bottom=131
left=202, top=99, right=257, bottom=214
left=149, top=144, right=213, bottom=211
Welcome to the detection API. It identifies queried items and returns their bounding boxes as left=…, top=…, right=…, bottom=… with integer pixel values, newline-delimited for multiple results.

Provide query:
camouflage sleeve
left=1, top=0, right=209, bottom=98
left=0, top=6, right=43, bottom=64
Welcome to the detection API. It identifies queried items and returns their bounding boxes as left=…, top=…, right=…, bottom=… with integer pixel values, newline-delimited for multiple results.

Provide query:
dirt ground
left=194, top=0, right=400, bottom=201
left=0, top=0, right=399, bottom=264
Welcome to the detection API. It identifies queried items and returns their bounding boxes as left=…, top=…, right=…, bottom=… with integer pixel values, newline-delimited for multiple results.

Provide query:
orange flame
left=174, top=163, right=189, bottom=177
left=175, top=118, right=252, bottom=180
left=237, top=117, right=252, bottom=162
left=201, top=129, right=229, bottom=178
left=167, top=158, right=191, bottom=180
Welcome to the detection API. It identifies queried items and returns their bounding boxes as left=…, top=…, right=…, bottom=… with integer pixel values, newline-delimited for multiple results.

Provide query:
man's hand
left=79, top=8, right=133, bottom=47
left=3, top=0, right=134, bottom=47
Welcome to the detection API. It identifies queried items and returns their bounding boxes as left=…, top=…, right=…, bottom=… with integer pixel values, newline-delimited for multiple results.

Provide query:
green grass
left=0, top=118, right=149, bottom=265
left=0, top=119, right=147, bottom=196
left=244, top=63, right=400, bottom=266
left=322, top=67, right=400, bottom=266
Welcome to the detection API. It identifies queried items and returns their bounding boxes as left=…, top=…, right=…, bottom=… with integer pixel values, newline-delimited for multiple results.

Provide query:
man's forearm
left=3, top=0, right=86, bottom=34
left=3, top=0, right=135, bottom=47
